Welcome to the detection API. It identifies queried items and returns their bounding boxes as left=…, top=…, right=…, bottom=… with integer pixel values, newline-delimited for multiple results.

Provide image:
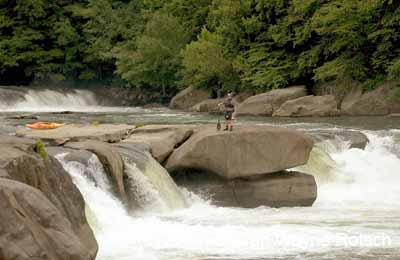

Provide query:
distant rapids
left=0, top=87, right=101, bottom=112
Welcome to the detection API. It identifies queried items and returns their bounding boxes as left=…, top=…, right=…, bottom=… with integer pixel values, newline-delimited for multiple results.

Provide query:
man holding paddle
left=218, top=93, right=236, bottom=131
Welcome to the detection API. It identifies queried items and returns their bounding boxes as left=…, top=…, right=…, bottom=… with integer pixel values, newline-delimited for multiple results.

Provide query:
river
left=2, top=88, right=400, bottom=260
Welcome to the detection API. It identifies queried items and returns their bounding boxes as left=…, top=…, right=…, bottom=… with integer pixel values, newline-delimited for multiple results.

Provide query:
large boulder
left=313, top=80, right=362, bottom=105
left=191, top=92, right=253, bottom=113
left=236, top=86, right=307, bottom=116
left=0, top=179, right=93, bottom=260
left=0, top=136, right=97, bottom=258
left=169, top=86, right=211, bottom=110
left=340, top=84, right=363, bottom=112
left=233, top=92, right=254, bottom=103
left=17, top=124, right=136, bottom=145
left=173, top=170, right=317, bottom=207
left=65, top=140, right=128, bottom=204
left=273, top=95, right=340, bottom=117
left=123, top=125, right=195, bottom=163
left=166, top=125, right=314, bottom=179
left=342, top=81, right=400, bottom=116
left=190, top=99, right=223, bottom=113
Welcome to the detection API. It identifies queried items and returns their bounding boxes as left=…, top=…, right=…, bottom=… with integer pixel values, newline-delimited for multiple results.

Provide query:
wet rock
left=273, top=95, right=340, bottom=117
left=16, top=124, right=136, bottom=145
left=0, top=136, right=97, bottom=258
left=65, top=140, right=128, bottom=204
left=0, top=179, right=94, bottom=260
left=305, top=129, right=369, bottom=150
left=47, top=147, right=94, bottom=165
left=173, top=170, right=317, bottom=208
left=169, top=86, right=211, bottom=110
left=166, top=125, right=314, bottom=179
left=123, top=125, right=195, bottom=163
left=6, top=114, right=39, bottom=120
left=47, top=147, right=98, bottom=183
left=236, top=86, right=307, bottom=116
left=114, top=143, right=188, bottom=210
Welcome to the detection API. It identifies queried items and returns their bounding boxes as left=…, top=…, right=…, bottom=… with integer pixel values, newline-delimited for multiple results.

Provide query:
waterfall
left=123, top=157, right=188, bottom=213
left=297, top=130, right=400, bottom=208
left=0, top=87, right=98, bottom=112
left=54, top=150, right=192, bottom=260
left=53, top=129, right=400, bottom=260
left=295, top=140, right=341, bottom=183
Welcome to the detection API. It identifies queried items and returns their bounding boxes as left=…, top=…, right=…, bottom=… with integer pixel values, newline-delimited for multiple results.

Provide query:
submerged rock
left=173, top=170, right=317, bottom=207
left=166, top=125, right=314, bottom=179
left=236, top=86, right=307, bottom=116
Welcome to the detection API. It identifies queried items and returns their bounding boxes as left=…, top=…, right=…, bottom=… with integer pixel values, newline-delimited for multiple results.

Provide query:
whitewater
left=54, top=130, right=400, bottom=260
left=3, top=87, right=400, bottom=259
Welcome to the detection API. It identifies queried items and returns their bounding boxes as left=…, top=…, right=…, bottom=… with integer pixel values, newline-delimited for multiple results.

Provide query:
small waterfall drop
left=122, top=151, right=188, bottom=213
left=297, top=130, right=400, bottom=208
left=54, top=150, right=193, bottom=260
left=296, top=140, right=342, bottom=183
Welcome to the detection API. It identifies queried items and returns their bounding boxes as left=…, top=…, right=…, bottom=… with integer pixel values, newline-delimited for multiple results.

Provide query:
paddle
left=217, top=110, right=221, bottom=131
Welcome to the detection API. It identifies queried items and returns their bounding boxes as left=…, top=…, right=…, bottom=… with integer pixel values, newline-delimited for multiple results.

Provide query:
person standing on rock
left=219, top=93, right=236, bottom=131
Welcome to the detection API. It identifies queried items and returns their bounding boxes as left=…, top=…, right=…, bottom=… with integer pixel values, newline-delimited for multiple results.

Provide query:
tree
left=181, top=28, right=238, bottom=92
left=115, top=12, right=190, bottom=96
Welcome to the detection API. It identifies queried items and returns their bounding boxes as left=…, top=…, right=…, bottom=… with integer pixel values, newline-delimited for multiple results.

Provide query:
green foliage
left=1, top=0, right=400, bottom=92
left=181, top=28, right=238, bottom=91
left=115, top=12, right=190, bottom=95
left=35, top=140, right=48, bottom=160
left=135, top=122, right=146, bottom=128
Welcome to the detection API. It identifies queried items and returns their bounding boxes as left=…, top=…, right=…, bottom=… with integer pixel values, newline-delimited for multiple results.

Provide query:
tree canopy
left=0, top=0, right=399, bottom=94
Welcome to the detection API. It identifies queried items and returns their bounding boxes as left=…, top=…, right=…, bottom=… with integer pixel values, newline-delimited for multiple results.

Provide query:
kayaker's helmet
left=227, top=93, right=233, bottom=100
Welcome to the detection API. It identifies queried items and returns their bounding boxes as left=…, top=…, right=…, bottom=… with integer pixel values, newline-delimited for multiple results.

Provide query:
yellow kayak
left=26, top=122, right=65, bottom=130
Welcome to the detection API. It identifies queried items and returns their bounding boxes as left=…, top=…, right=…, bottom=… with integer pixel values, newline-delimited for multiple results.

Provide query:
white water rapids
left=54, top=130, right=400, bottom=260
left=0, top=88, right=102, bottom=112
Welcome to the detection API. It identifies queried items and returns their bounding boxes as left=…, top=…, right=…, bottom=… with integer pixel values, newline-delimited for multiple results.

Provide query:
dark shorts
left=224, top=111, right=233, bottom=120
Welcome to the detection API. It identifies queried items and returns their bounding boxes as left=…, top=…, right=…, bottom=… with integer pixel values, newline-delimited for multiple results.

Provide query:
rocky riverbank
left=1, top=122, right=373, bottom=259
left=169, top=81, right=400, bottom=117
left=0, top=136, right=97, bottom=260
left=15, top=123, right=320, bottom=209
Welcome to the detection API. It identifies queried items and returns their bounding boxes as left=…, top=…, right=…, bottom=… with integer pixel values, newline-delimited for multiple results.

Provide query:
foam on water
left=57, top=131, right=400, bottom=260
left=0, top=88, right=147, bottom=112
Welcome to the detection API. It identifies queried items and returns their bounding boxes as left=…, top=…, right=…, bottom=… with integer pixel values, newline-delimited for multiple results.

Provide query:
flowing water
left=2, top=88, right=400, bottom=259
